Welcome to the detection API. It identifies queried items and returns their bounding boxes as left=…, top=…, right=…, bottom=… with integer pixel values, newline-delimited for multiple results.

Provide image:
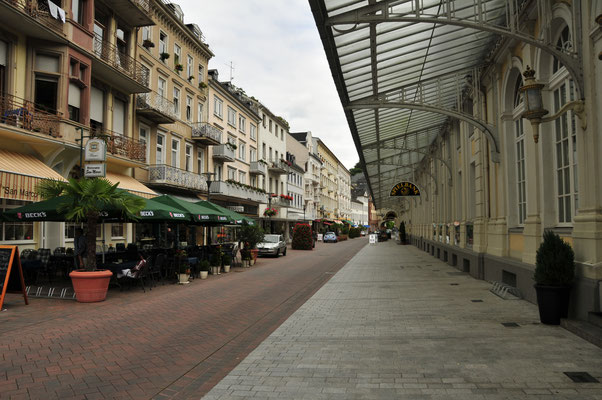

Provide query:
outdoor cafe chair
left=116, top=257, right=150, bottom=293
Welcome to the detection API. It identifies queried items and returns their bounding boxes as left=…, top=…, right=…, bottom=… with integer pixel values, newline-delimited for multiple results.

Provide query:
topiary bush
left=349, top=227, right=361, bottom=238
left=292, top=223, right=313, bottom=250
left=534, top=230, right=575, bottom=286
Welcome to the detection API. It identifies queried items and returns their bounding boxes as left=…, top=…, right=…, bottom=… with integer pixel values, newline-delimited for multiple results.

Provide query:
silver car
left=257, top=234, right=287, bottom=257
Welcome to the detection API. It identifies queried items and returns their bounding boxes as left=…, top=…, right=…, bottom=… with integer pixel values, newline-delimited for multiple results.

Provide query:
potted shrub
left=222, top=254, right=232, bottom=273
left=177, top=261, right=190, bottom=284
left=160, top=52, right=170, bottom=61
left=199, top=259, right=210, bottom=279
left=533, top=230, right=575, bottom=325
left=292, top=223, right=313, bottom=250
left=142, top=39, right=155, bottom=49
left=188, top=75, right=194, bottom=82
left=37, top=178, right=145, bottom=302
left=199, top=81, right=207, bottom=89
left=175, top=64, right=184, bottom=72
left=210, top=252, right=221, bottom=275
left=239, top=222, right=264, bottom=263
left=240, top=249, right=251, bottom=268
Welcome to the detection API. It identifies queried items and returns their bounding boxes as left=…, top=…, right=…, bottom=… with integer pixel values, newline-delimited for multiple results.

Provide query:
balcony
left=269, top=196, right=291, bottom=208
left=148, top=164, right=207, bottom=192
left=249, top=161, right=267, bottom=175
left=0, top=0, right=67, bottom=41
left=136, top=91, right=177, bottom=124
left=212, top=144, right=235, bottom=162
left=0, top=93, right=61, bottom=138
left=191, top=122, right=222, bottom=145
left=101, top=0, right=153, bottom=26
left=92, top=127, right=146, bottom=164
left=268, top=158, right=288, bottom=174
left=92, top=34, right=150, bottom=93
left=210, top=181, right=267, bottom=203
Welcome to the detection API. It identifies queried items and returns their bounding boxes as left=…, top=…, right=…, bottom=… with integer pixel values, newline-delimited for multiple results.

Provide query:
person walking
left=74, top=228, right=87, bottom=269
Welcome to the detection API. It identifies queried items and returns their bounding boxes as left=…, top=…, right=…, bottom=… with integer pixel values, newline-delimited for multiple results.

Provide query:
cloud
left=178, top=0, right=359, bottom=169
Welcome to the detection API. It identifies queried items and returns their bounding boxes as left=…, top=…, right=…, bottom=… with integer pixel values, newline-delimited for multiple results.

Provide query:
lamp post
left=202, top=172, right=216, bottom=202
left=520, top=66, right=586, bottom=143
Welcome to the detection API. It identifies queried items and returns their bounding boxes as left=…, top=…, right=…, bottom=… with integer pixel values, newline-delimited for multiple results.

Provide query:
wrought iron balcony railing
left=136, top=91, right=177, bottom=123
left=190, top=122, right=222, bottom=145
left=93, top=34, right=149, bottom=86
left=0, top=93, right=61, bottom=137
left=148, top=164, right=207, bottom=191
left=2, top=0, right=64, bottom=34
left=91, top=127, right=146, bottom=163
left=210, top=181, right=266, bottom=203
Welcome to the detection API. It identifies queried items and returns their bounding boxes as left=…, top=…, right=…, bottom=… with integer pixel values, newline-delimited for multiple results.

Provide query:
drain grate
left=501, top=322, right=520, bottom=327
left=450, top=283, right=459, bottom=286
left=564, top=372, right=599, bottom=383
left=471, top=299, right=483, bottom=303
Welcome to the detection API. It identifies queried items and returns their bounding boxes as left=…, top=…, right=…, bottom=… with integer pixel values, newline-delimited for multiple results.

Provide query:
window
left=238, top=171, right=246, bottom=184
left=72, top=0, right=85, bottom=25
left=1, top=200, right=34, bottom=241
left=90, top=86, right=104, bottom=129
left=68, top=83, right=81, bottom=122
left=34, top=54, right=60, bottom=114
left=159, top=31, right=168, bottom=56
left=197, top=102, right=203, bottom=123
left=173, top=87, right=180, bottom=117
left=171, top=138, right=180, bottom=168
left=65, top=223, right=101, bottom=240
left=142, top=26, right=151, bottom=42
left=262, top=143, right=266, bottom=159
left=554, top=79, right=578, bottom=224
left=228, top=167, right=236, bottom=181
left=280, top=128, right=284, bottom=140
left=215, top=164, right=222, bottom=181
left=174, top=43, right=181, bottom=67
left=157, top=132, right=165, bottom=164
left=139, top=124, right=150, bottom=163
left=213, top=95, right=223, bottom=118
left=113, top=97, right=126, bottom=135
left=513, top=74, right=526, bottom=225
left=227, top=106, right=236, bottom=127
left=269, top=119, right=272, bottom=132
left=250, top=147, right=257, bottom=162
left=158, top=76, right=166, bottom=98
left=186, top=95, right=193, bottom=121
left=250, top=124, right=256, bottom=140
left=187, top=55, right=193, bottom=78
left=197, top=149, right=204, bottom=173
left=238, top=115, right=246, bottom=133
left=553, top=26, right=571, bottom=74
left=238, top=141, right=246, bottom=161
left=111, top=224, right=124, bottom=238
left=198, top=65, right=204, bottom=83
left=185, top=144, right=192, bottom=171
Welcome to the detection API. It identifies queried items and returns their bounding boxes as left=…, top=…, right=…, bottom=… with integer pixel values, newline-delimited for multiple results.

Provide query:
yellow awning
left=0, top=150, right=66, bottom=201
left=105, top=172, right=157, bottom=199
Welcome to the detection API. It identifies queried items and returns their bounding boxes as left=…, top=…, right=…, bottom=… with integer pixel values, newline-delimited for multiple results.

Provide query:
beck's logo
left=171, top=213, right=185, bottom=218
left=22, top=212, right=47, bottom=219
left=140, top=210, right=154, bottom=217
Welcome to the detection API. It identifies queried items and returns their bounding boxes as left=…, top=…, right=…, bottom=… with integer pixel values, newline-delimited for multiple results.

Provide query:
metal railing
left=93, top=34, right=149, bottom=86
left=2, top=0, right=64, bottom=34
left=190, top=122, right=222, bottom=143
left=91, top=127, right=146, bottom=163
left=212, top=144, right=236, bottom=160
left=148, top=164, right=207, bottom=191
left=249, top=161, right=267, bottom=175
left=130, top=0, right=149, bottom=12
left=136, top=91, right=177, bottom=120
left=0, top=93, right=61, bottom=137
left=210, top=181, right=266, bottom=203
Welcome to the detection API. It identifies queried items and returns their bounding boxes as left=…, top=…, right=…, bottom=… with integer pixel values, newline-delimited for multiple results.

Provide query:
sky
left=177, top=0, right=358, bottom=170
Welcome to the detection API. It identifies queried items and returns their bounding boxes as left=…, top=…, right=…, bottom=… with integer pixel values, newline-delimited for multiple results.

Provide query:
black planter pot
left=534, top=284, right=571, bottom=325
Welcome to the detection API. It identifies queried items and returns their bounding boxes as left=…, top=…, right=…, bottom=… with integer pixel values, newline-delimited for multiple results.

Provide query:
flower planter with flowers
left=142, top=39, right=155, bottom=49
left=160, top=52, right=170, bottom=61
left=263, top=207, right=277, bottom=217
left=175, top=64, right=184, bottom=72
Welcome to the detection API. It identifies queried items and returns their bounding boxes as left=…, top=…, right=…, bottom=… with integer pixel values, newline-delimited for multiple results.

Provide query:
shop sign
left=390, top=181, right=420, bottom=196
left=85, top=139, right=107, bottom=161
left=84, top=164, right=106, bottom=178
left=227, top=205, right=244, bottom=213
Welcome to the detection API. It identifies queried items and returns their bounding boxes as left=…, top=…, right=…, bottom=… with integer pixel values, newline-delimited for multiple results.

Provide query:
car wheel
left=275, top=249, right=280, bottom=257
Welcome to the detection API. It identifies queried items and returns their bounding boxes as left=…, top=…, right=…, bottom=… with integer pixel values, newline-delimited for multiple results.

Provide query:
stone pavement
left=203, top=241, right=602, bottom=399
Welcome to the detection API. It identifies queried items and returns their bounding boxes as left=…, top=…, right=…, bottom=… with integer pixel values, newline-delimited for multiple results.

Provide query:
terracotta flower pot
left=69, top=270, right=113, bottom=303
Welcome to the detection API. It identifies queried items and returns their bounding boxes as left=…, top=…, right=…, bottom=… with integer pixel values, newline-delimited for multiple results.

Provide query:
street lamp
left=202, top=172, right=216, bottom=202
left=520, top=66, right=586, bottom=143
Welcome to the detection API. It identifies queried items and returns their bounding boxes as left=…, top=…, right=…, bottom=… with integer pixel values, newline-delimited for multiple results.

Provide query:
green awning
left=196, top=200, right=255, bottom=225
left=153, top=195, right=230, bottom=224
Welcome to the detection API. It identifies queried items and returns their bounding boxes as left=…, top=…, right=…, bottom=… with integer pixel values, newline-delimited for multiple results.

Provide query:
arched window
left=552, top=26, right=572, bottom=74
left=513, top=73, right=526, bottom=225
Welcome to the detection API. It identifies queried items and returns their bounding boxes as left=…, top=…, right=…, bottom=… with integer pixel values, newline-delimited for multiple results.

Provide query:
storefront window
left=454, top=224, right=460, bottom=246
left=1, top=200, right=34, bottom=241
left=466, top=223, right=474, bottom=247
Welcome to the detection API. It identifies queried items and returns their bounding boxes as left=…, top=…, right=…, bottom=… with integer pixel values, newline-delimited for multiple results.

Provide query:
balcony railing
left=0, top=93, right=61, bottom=137
left=91, top=127, right=146, bottom=163
left=210, top=181, right=266, bottom=203
left=269, top=196, right=291, bottom=208
left=2, top=0, right=64, bottom=34
left=268, top=158, right=288, bottom=174
left=148, top=164, right=207, bottom=191
left=249, top=161, right=267, bottom=175
left=136, top=92, right=177, bottom=124
left=212, top=144, right=235, bottom=161
left=190, top=122, right=222, bottom=145
left=93, top=34, right=149, bottom=87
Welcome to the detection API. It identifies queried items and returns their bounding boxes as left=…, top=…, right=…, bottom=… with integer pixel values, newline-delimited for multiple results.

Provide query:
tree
left=292, top=223, right=313, bottom=250
left=238, top=221, right=265, bottom=249
left=37, top=178, right=146, bottom=271
left=349, top=161, right=363, bottom=176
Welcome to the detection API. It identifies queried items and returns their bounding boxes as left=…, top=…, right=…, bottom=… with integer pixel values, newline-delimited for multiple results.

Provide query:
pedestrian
left=74, top=228, right=87, bottom=269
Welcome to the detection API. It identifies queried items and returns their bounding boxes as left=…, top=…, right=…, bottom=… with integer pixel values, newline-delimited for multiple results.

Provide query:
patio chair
left=35, top=248, right=54, bottom=284
left=116, top=257, right=150, bottom=293
left=53, top=247, right=66, bottom=255
left=115, top=243, right=126, bottom=252
left=151, top=253, right=166, bottom=285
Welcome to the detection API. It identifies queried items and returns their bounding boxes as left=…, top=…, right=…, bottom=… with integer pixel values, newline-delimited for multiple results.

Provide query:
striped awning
left=105, top=172, right=157, bottom=199
left=0, top=150, right=66, bottom=202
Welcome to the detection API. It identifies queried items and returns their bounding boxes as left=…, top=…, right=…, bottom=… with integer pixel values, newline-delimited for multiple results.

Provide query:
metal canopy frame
left=310, top=0, right=583, bottom=209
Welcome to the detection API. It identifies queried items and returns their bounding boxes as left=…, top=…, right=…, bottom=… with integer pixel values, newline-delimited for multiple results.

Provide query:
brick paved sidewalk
left=203, top=241, right=602, bottom=400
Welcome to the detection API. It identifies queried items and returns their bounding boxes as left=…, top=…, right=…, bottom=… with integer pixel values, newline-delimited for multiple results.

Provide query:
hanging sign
left=389, top=181, right=420, bottom=197
left=84, top=164, right=106, bottom=178
left=84, top=138, right=107, bottom=162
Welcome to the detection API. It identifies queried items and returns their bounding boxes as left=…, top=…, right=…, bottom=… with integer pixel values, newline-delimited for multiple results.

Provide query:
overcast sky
left=177, top=0, right=358, bottom=170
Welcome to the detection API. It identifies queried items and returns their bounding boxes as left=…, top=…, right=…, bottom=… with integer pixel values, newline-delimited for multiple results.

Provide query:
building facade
left=286, top=133, right=308, bottom=222
left=290, top=131, right=322, bottom=222
left=337, top=164, right=351, bottom=220
left=315, top=138, right=337, bottom=220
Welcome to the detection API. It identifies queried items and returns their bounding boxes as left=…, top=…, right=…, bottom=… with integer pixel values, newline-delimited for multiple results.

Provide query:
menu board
left=0, top=246, right=29, bottom=310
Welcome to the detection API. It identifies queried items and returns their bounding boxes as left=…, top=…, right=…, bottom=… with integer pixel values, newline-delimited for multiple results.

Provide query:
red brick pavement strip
left=1, top=238, right=367, bottom=400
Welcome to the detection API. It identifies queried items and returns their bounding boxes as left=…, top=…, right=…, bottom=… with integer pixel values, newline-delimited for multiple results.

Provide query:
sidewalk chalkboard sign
left=0, top=246, right=29, bottom=310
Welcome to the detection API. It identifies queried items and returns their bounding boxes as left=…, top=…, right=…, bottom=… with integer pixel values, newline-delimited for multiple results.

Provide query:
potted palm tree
left=534, top=230, right=576, bottom=324
left=37, top=178, right=145, bottom=302
left=222, top=254, right=231, bottom=273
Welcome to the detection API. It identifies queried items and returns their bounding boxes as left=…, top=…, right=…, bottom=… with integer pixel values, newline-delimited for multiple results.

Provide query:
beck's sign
left=390, top=181, right=420, bottom=197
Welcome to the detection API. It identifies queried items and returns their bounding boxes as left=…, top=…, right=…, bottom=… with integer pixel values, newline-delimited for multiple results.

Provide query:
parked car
left=323, top=232, right=338, bottom=243
left=361, top=230, right=366, bottom=236
left=257, top=234, right=287, bottom=257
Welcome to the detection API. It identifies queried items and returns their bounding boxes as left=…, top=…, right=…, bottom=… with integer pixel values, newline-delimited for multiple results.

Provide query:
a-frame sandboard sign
left=0, top=245, right=29, bottom=310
